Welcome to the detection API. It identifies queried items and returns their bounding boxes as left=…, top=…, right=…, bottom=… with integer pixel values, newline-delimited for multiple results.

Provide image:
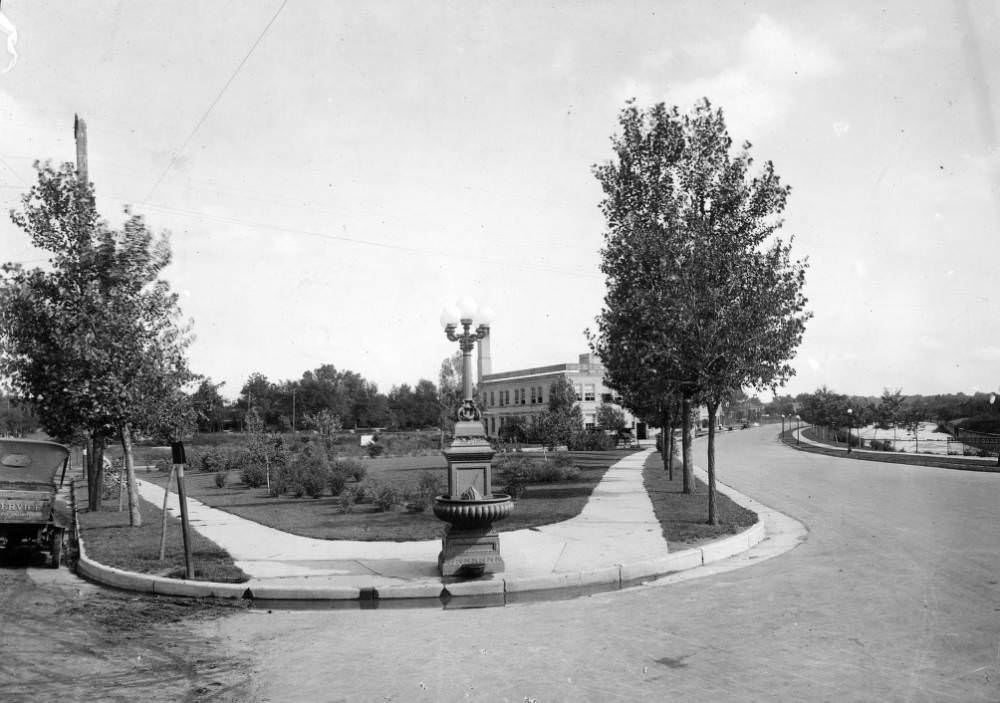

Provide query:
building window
left=601, top=393, right=613, bottom=403
left=537, top=386, right=544, bottom=404
left=490, top=391, right=495, bottom=407
left=574, top=384, right=583, bottom=401
left=521, top=387, right=527, bottom=404
left=530, top=387, right=537, bottom=404
left=584, top=384, right=595, bottom=402
left=490, top=416, right=495, bottom=434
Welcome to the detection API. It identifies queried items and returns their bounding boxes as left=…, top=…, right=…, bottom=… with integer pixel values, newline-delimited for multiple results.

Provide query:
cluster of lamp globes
left=439, top=297, right=494, bottom=333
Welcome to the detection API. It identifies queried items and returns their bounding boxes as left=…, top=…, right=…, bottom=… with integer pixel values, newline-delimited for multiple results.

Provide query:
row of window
left=484, top=385, right=624, bottom=408
left=485, top=386, right=547, bottom=407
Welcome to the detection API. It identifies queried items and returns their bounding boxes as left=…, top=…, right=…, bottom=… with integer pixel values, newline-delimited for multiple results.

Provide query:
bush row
left=492, top=453, right=581, bottom=498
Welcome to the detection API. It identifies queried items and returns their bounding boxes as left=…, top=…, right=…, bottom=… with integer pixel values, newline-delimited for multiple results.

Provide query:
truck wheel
left=49, top=528, right=64, bottom=569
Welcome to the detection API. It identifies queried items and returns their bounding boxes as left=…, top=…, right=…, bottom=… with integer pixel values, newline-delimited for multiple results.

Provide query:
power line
left=142, top=0, right=288, bottom=204
left=106, top=196, right=603, bottom=280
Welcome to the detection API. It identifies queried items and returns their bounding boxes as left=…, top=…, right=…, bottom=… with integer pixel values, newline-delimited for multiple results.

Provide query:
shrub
left=269, top=463, right=292, bottom=496
left=299, top=463, right=328, bottom=498
left=225, top=449, right=252, bottom=473
left=331, top=457, right=366, bottom=482
left=327, top=469, right=348, bottom=497
left=417, top=470, right=443, bottom=508
left=367, top=442, right=385, bottom=458
left=197, top=447, right=228, bottom=472
left=339, top=487, right=357, bottom=514
left=493, top=455, right=532, bottom=497
left=353, top=478, right=381, bottom=504
left=240, top=461, right=268, bottom=488
left=373, top=483, right=401, bottom=512
left=154, top=457, right=172, bottom=473
left=528, top=461, right=580, bottom=483
left=550, top=452, right=576, bottom=469
left=569, top=429, right=615, bottom=451
left=214, top=471, right=228, bottom=488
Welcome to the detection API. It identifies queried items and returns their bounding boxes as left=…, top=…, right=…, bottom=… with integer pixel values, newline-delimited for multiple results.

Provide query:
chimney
left=477, top=326, right=492, bottom=382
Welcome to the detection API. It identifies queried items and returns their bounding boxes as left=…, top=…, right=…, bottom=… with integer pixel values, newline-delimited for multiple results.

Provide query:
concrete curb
left=71, top=472, right=775, bottom=603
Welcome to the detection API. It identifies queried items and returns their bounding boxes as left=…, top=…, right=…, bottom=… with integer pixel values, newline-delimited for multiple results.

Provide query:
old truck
left=0, top=438, right=70, bottom=567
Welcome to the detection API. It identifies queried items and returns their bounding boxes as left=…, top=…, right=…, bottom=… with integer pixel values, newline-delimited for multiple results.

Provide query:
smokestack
left=74, top=114, right=88, bottom=183
left=477, top=326, right=492, bottom=382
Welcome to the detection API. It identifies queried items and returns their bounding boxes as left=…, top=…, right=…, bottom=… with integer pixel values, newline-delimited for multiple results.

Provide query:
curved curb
left=72, top=518, right=771, bottom=603
left=71, top=469, right=786, bottom=603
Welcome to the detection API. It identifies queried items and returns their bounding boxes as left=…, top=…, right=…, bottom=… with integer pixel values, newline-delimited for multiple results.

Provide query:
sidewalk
left=76, top=448, right=784, bottom=601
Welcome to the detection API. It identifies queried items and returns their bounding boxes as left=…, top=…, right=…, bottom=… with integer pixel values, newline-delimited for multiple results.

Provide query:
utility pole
left=74, top=114, right=88, bottom=182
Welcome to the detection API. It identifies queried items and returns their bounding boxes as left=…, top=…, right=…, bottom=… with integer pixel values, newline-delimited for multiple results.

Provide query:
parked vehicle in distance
left=0, top=438, right=70, bottom=567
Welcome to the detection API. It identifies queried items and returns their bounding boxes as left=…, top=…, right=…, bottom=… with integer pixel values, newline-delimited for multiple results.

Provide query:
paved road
left=210, top=427, right=1000, bottom=702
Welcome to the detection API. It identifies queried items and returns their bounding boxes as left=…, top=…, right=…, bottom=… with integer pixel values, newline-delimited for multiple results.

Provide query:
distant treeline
left=763, top=388, right=1000, bottom=435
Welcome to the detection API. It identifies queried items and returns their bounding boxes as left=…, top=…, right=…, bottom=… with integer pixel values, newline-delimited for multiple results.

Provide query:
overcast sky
left=1, top=1, right=998, bottom=402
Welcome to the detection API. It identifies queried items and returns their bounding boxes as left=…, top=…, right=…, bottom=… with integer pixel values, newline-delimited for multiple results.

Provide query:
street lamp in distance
left=846, top=408, right=854, bottom=453
left=796, top=414, right=801, bottom=445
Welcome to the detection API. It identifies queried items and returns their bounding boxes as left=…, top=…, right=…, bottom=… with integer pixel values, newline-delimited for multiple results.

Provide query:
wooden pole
left=175, top=462, right=195, bottom=579
left=158, top=463, right=175, bottom=561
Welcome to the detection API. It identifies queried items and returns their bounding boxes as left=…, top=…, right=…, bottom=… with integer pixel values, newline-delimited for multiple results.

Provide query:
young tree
left=0, top=162, right=194, bottom=516
left=877, top=388, right=905, bottom=445
left=537, top=377, right=583, bottom=449
left=591, top=99, right=810, bottom=524
left=596, top=404, right=628, bottom=436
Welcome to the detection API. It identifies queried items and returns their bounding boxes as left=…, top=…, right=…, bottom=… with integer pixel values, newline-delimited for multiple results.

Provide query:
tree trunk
left=681, top=395, right=693, bottom=494
left=120, top=424, right=142, bottom=527
left=660, top=406, right=674, bottom=482
left=707, top=400, right=719, bottom=525
left=86, top=434, right=106, bottom=511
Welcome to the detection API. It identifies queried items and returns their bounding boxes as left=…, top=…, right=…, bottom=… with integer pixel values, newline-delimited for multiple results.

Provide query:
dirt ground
left=0, top=548, right=258, bottom=703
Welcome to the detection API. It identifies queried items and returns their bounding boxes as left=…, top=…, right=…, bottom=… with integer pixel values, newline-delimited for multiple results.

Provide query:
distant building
left=477, top=351, right=654, bottom=440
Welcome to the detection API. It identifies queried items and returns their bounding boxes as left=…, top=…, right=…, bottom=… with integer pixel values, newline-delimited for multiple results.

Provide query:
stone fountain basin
left=433, top=494, right=513, bottom=528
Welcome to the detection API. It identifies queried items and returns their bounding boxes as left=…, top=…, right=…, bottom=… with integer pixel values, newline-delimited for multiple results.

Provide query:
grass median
left=75, top=481, right=249, bottom=583
left=642, top=450, right=758, bottom=551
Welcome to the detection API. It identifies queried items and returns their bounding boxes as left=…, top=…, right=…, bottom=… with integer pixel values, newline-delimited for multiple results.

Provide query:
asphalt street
left=206, top=426, right=1000, bottom=703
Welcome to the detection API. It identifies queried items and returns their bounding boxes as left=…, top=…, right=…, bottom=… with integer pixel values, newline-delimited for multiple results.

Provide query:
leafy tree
left=537, top=378, right=583, bottom=449
left=0, top=161, right=194, bottom=517
left=498, top=414, right=529, bottom=445
left=596, top=404, right=628, bottom=435
left=0, top=395, right=38, bottom=437
left=876, top=388, right=905, bottom=442
left=191, top=378, right=227, bottom=433
left=591, top=100, right=810, bottom=523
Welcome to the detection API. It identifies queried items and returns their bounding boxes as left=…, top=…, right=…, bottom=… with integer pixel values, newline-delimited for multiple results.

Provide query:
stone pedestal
left=438, top=526, right=504, bottom=577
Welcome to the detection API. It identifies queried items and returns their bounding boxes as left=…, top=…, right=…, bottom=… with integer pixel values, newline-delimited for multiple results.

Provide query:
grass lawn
left=76, top=483, right=249, bottom=583
left=139, top=450, right=635, bottom=541
left=642, top=450, right=758, bottom=551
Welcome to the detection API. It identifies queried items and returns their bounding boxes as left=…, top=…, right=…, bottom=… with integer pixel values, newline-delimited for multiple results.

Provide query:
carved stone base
left=438, top=525, right=505, bottom=577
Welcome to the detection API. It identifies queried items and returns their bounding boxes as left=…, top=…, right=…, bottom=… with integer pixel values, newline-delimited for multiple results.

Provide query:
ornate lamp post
left=434, top=298, right=512, bottom=577
left=796, top=414, right=801, bottom=445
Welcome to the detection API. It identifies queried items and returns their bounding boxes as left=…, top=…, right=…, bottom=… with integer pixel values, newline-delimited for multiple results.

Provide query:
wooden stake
left=158, top=463, right=174, bottom=561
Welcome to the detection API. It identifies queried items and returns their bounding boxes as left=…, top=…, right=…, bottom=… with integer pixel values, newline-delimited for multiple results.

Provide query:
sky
left=1, top=1, right=998, bottom=402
